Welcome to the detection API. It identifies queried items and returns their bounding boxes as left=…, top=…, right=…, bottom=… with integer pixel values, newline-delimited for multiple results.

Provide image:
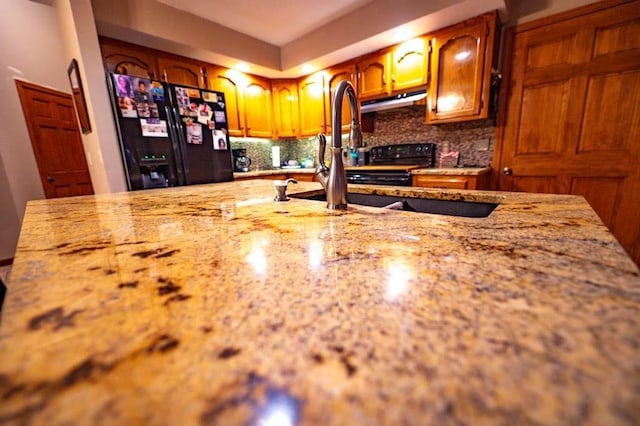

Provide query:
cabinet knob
left=46, top=176, right=56, bottom=182
left=503, top=167, right=513, bottom=176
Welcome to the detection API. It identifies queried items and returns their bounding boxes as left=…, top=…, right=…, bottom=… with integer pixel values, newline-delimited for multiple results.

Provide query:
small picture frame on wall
left=67, top=58, right=92, bottom=134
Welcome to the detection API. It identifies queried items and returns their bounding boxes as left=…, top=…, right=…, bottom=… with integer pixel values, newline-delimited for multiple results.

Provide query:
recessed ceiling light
left=392, top=27, right=411, bottom=43
left=235, top=62, right=250, bottom=72
left=301, top=63, right=316, bottom=74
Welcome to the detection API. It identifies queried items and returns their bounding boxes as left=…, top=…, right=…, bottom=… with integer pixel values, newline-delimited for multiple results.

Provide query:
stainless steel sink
left=292, top=192, right=498, bottom=218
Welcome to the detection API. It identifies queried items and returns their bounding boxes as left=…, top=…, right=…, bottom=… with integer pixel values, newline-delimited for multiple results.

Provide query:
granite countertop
left=1, top=181, right=639, bottom=425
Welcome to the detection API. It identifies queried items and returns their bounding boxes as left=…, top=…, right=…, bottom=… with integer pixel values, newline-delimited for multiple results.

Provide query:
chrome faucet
left=315, top=80, right=363, bottom=209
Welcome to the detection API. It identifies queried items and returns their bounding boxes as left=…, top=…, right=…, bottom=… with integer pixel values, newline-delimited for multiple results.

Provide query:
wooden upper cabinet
left=357, top=51, right=392, bottom=100
left=157, top=56, right=205, bottom=88
left=427, top=12, right=497, bottom=123
left=391, top=37, right=430, bottom=92
left=243, top=75, right=273, bottom=138
left=298, top=72, right=327, bottom=137
left=206, top=66, right=245, bottom=137
left=272, top=80, right=299, bottom=138
left=325, top=64, right=357, bottom=134
left=99, top=37, right=158, bottom=79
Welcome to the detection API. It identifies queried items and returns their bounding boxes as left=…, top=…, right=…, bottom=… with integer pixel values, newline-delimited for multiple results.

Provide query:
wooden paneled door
left=495, top=0, right=640, bottom=265
left=16, top=81, right=93, bottom=198
left=157, top=56, right=205, bottom=88
left=391, top=36, right=429, bottom=93
left=99, top=37, right=158, bottom=79
left=357, top=51, right=392, bottom=100
left=325, top=64, right=357, bottom=134
left=298, top=72, right=326, bottom=137
left=243, top=75, right=273, bottom=138
left=427, top=20, right=489, bottom=123
left=206, top=66, right=246, bottom=137
left=272, top=80, right=299, bottom=138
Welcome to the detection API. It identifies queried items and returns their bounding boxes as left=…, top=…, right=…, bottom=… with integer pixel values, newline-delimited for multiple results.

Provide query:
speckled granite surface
left=1, top=181, right=639, bottom=425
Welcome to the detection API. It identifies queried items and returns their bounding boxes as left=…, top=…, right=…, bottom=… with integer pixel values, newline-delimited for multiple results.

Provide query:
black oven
left=346, top=143, right=435, bottom=187
left=346, top=170, right=413, bottom=186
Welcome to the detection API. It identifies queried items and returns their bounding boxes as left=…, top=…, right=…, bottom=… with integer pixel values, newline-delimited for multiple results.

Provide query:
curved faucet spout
left=318, top=80, right=362, bottom=210
left=332, top=80, right=363, bottom=151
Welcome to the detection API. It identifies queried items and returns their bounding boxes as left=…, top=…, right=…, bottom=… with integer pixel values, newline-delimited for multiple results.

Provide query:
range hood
left=360, top=90, right=427, bottom=113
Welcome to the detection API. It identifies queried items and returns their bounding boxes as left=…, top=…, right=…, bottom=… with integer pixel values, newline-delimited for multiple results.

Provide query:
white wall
left=0, top=0, right=68, bottom=260
left=56, top=0, right=127, bottom=195
left=0, top=0, right=127, bottom=261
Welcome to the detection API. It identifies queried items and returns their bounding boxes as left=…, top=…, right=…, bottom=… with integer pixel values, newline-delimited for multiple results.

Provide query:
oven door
left=346, top=170, right=412, bottom=186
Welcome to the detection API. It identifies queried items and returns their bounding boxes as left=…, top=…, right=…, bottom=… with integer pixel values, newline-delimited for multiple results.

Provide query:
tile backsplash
left=364, top=108, right=496, bottom=166
left=230, top=107, right=496, bottom=170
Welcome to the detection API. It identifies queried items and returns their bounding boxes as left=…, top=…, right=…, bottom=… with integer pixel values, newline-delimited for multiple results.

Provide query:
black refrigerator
left=107, top=72, right=233, bottom=190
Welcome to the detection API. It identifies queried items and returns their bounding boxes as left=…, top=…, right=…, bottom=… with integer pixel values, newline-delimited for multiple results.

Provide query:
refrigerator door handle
left=166, top=105, right=188, bottom=186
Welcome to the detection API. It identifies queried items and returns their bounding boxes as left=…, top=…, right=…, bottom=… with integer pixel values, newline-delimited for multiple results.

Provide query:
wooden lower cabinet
left=235, top=173, right=288, bottom=181
left=288, top=173, right=316, bottom=182
left=412, top=173, right=489, bottom=190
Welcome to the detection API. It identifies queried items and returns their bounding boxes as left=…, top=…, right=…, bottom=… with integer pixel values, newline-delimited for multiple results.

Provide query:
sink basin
left=292, top=192, right=498, bottom=218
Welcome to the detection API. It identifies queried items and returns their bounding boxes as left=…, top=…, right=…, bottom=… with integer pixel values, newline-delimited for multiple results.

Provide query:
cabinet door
left=298, top=72, right=326, bottom=137
left=287, top=173, right=316, bottom=182
left=392, top=37, right=429, bottom=92
left=412, top=175, right=470, bottom=189
left=427, top=21, right=490, bottom=123
left=272, top=80, right=299, bottom=138
left=157, top=56, right=205, bottom=88
left=243, top=76, right=273, bottom=138
left=357, top=52, right=391, bottom=100
left=325, top=64, right=357, bottom=135
left=206, top=66, right=245, bottom=137
left=99, top=37, right=158, bottom=79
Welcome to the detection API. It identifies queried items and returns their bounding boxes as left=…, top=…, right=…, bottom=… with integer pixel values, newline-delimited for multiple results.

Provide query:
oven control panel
left=369, top=143, right=436, bottom=166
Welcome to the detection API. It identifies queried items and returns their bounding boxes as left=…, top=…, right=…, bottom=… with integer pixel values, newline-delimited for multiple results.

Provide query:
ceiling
left=154, top=0, right=376, bottom=46
left=93, top=0, right=511, bottom=78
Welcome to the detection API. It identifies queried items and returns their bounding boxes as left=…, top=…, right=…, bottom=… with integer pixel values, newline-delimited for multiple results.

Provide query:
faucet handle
left=349, top=119, right=363, bottom=149
left=317, top=133, right=327, bottom=168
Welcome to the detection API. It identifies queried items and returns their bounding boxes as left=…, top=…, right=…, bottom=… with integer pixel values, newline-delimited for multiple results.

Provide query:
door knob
left=503, top=167, right=513, bottom=176
left=46, top=176, right=56, bottom=182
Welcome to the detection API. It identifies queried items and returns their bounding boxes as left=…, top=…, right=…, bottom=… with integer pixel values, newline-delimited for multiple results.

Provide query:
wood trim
left=0, top=258, right=14, bottom=266
left=491, top=24, right=515, bottom=190
left=509, top=0, right=635, bottom=33
left=15, top=79, right=70, bottom=98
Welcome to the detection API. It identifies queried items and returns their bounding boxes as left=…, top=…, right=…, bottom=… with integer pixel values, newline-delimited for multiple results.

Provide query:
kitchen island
left=1, top=180, right=639, bottom=425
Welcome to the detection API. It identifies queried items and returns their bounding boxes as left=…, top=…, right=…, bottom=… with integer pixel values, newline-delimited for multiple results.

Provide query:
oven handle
left=346, top=173, right=412, bottom=185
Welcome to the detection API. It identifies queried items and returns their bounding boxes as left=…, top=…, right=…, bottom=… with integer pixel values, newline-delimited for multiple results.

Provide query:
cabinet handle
left=46, top=176, right=56, bottom=182
left=503, top=167, right=513, bottom=176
